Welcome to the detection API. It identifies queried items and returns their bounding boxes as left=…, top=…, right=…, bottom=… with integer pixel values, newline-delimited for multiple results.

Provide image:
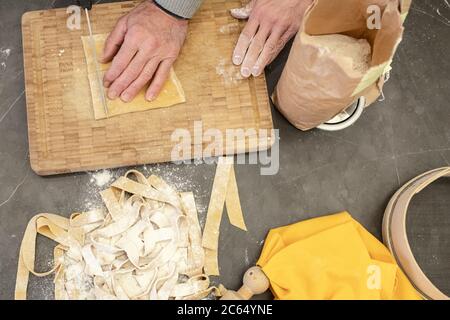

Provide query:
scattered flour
left=0, top=48, right=11, bottom=72
left=24, top=166, right=215, bottom=300
left=0, top=48, right=11, bottom=59
left=219, top=22, right=240, bottom=34
left=82, top=165, right=209, bottom=226
left=58, top=49, right=65, bottom=57
left=63, top=258, right=95, bottom=300
left=216, top=58, right=244, bottom=86
left=90, top=170, right=113, bottom=187
left=33, top=279, right=55, bottom=300
left=144, top=164, right=210, bottom=224
left=244, top=248, right=250, bottom=266
left=80, top=170, right=118, bottom=212
left=57, top=169, right=212, bottom=300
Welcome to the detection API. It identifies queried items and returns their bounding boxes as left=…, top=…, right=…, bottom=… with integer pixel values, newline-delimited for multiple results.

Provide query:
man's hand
left=231, top=0, right=312, bottom=78
left=101, top=0, right=188, bottom=102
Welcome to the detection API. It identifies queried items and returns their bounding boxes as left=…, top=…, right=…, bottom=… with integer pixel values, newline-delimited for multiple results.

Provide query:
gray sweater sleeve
left=154, top=0, right=204, bottom=19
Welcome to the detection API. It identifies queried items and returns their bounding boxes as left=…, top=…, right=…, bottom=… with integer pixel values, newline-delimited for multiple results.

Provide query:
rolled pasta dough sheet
left=81, top=33, right=186, bottom=120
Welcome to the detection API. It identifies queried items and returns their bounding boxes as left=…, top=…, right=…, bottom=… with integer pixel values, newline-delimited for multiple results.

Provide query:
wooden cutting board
left=22, top=0, right=273, bottom=175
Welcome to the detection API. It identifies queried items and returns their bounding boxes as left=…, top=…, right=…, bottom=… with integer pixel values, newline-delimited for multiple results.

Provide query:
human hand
left=231, top=0, right=312, bottom=78
left=101, top=0, right=188, bottom=102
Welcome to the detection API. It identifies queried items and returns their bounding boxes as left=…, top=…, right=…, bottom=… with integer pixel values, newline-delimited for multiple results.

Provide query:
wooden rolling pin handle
left=221, top=266, right=270, bottom=300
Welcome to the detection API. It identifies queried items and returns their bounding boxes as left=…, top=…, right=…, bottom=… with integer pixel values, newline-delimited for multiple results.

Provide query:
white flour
left=230, top=7, right=251, bottom=19
left=90, top=170, right=113, bottom=187
left=244, top=248, right=250, bottom=266
left=81, top=170, right=118, bottom=212
left=216, top=58, right=244, bottom=86
left=82, top=165, right=209, bottom=227
left=0, top=48, right=10, bottom=59
left=142, top=164, right=209, bottom=226
left=58, top=170, right=212, bottom=300
left=0, top=48, right=11, bottom=72
left=309, top=34, right=372, bottom=74
left=33, top=279, right=55, bottom=300
left=219, top=23, right=240, bottom=34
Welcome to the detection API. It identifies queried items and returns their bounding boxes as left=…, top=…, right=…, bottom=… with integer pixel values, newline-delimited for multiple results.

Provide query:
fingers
left=267, top=29, right=294, bottom=65
left=232, top=17, right=259, bottom=65
left=101, top=17, right=127, bottom=63
left=121, top=58, right=159, bottom=102
left=103, top=39, right=138, bottom=90
left=146, top=59, right=173, bottom=101
left=240, top=26, right=270, bottom=78
left=230, top=0, right=255, bottom=20
left=107, top=50, right=150, bottom=101
left=252, top=27, right=287, bottom=77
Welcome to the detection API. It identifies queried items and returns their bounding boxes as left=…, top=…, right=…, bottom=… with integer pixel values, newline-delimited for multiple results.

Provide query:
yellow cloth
left=257, top=212, right=421, bottom=300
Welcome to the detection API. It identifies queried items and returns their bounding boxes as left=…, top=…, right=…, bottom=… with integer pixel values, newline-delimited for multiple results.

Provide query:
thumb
left=230, top=0, right=255, bottom=20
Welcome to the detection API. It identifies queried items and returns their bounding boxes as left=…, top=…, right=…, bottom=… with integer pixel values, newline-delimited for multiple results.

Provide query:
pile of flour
left=309, top=34, right=372, bottom=74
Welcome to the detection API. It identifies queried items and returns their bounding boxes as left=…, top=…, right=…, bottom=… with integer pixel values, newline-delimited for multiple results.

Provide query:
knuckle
left=241, top=30, right=253, bottom=41
left=104, top=71, right=116, bottom=83
left=278, top=21, right=290, bottom=30
left=143, top=38, right=159, bottom=51
left=267, top=42, right=277, bottom=53
left=118, top=15, right=127, bottom=24
left=242, top=24, right=256, bottom=39
left=114, top=79, right=129, bottom=92
left=111, top=57, right=127, bottom=71
left=122, top=72, right=137, bottom=84
left=280, top=33, right=292, bottom=44
left=129, top=60, right=145, bottom=74
left=288, top=26, right=300, bottom=35
left=112, top=79, right=126, bottom=90
left=166, top=57, right=176, bottom=65
left=251, top=8, right=261, bottom=19
left=128, top=24, right=144, bottom=35
left=165, top=46, right=179, bottom=57
left=125, top=37, right=140, bottom=49
left=109, top=61, right=127, bottom=77
left=116, top=16, right=127, bottom=28
left=142, top=68, right=155, bottom=80
left=265, top=15, right=277, bottom=25
left=128, top=65, right=142, bottom=76
left=152, top=83, right=163, bottom=92
left=126, top=85, right=140, bottom=96
left=277, top=36, right=287, bottom=47
left=252, top=39, right=264, bottom=52
left=152, top=76, right=166, bottom=88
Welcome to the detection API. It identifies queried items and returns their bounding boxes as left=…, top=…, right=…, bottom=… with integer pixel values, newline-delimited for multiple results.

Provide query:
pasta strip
left=201, top=157, right=248, bottom=276
left=112, top=177, right=170, bottom=204
left=202, top=157, right=233, bottom=250
left=100, top=189, right=123, bottom=221
left=15, top=214, right=69, bottom=300
left=180, top=192, right=204, bottom=276
left=225, top=167, right=247, bottom=231
left=15, top=172, right=215, bottom=300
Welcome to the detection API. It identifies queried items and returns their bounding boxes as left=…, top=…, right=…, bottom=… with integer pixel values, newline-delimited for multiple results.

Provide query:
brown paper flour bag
left=273, top=0, right=411, bottom=131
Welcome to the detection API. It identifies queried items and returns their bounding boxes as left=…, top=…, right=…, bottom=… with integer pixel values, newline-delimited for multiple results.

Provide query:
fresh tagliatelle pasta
left=15, top=170, right=220, bottom=300
left=202, top=157, right=247, bottom=276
